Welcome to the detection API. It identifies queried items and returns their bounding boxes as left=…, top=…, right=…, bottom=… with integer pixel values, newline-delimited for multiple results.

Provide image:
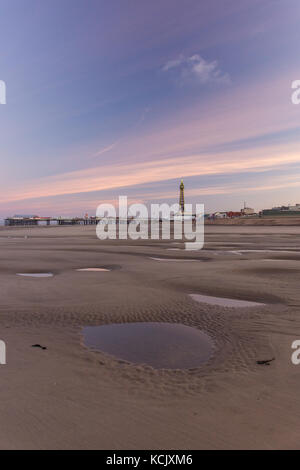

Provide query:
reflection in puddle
left=150, top=257, right=197, bottom=262
left=83, top=322, right=214, bottom=369
left=261, top=259, right=286, bottom=262
left=190, top=293, right=264, bottom=307
left=214, top=251, right=241, bottom=255
left=232, top=250, right=300, bottom=255
left=77, top=268, right=110, bottom=272
left=206, top=242, right=250, bottom=245
left=17, top=273, right=53, bottom=278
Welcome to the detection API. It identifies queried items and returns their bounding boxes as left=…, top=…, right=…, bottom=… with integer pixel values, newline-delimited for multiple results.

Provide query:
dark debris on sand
left=256, top=357, right=275, bottom=366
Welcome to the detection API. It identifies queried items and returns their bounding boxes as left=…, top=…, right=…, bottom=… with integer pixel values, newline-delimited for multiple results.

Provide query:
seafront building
left=261, top=204, right=300, bottom=216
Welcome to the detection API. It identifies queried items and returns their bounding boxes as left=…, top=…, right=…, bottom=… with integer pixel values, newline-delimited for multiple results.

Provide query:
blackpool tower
left=179, top=179, right=185, bottom=213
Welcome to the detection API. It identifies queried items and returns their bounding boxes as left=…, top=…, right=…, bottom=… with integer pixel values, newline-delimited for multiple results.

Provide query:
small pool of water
left=17, top=273, right=53, bottom=278
left=190, top=293, right=264, bottom=308
left=83, top=322, right=214, bottom=369
left=76, top=268, right=110, bottom=272
left=214, top=251, right=241, bottom=255
left=261, top=259, right=299, bottom=262
left=233, top=250, right=300, bottom=255
left=150, top=257, right=197, bottom=262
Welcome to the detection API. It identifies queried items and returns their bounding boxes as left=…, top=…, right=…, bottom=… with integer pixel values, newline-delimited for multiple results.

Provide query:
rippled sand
left=0, top=224, right=299, bottom=449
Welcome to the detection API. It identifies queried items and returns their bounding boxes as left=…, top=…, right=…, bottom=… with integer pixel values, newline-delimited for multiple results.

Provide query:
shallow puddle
left=17, top=273, right=53, bottom=278
left=261, top=259, right=287, bottom=261
left=83, top=322, right=214, bottom=369
left=150, top=257, right=197, bottom=262
left=214, top=251, right=241, bottom=255
left=233, top=250, right=300, bottom=255
left=190, top=293, right=264, bottom=308
left=76, top=268, right=110, bottom=272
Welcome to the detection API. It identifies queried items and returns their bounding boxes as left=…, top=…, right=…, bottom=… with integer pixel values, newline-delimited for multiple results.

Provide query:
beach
left=0, top=224, right=299, bottom=449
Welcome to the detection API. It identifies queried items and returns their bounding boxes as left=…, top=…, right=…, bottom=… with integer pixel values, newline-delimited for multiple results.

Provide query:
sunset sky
left=0, top=0, right=300, bottom=216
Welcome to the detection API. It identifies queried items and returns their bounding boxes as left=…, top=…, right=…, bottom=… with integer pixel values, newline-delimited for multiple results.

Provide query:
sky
left=0, top=0, right=300, bottom=216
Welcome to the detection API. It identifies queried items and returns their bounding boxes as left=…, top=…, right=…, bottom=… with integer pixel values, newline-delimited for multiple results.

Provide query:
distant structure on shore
left=241, top=202, right=255, bottom=216
left=206, top=203, right=256, bottom=220
left=179, top=179, right=185, bottom=213
left=261, top=203, right=300, bottom=216
left=172, top=179, right=194, bottom=220
left=4, top=215, right=99, bottom=226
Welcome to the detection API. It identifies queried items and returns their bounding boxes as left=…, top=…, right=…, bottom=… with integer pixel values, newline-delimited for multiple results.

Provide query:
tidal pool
left=233, top=250, right=300, bottom=255
left=190, top=293, right=264, bottom=308
left=83, top=322, right=214, bottom=369
left=17, top=273, right=53, bottom=278
left=150, top=257, right=197, bottom=262
left=76, top=268, right=110, bottom=272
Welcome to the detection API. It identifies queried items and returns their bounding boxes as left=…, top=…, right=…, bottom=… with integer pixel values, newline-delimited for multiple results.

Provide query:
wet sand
left=0, top=224, right=300, bottom=449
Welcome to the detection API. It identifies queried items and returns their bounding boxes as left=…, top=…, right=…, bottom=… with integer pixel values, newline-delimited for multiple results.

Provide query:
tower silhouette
left=179, top=179, right=185, bottom=213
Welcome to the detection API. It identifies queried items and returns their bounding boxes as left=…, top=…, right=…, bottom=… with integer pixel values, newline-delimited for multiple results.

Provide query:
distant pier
left=4, top=216, right=99, bottom=227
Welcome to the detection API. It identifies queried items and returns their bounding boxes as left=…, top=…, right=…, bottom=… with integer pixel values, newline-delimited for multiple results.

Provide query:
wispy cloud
left=91, top=142, right=118, bottom=159
left=162, top=57, right=184, bottom=72
left=162, top=54, right=230, bottom=84
left=1, top=146, right=300, bottom=205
